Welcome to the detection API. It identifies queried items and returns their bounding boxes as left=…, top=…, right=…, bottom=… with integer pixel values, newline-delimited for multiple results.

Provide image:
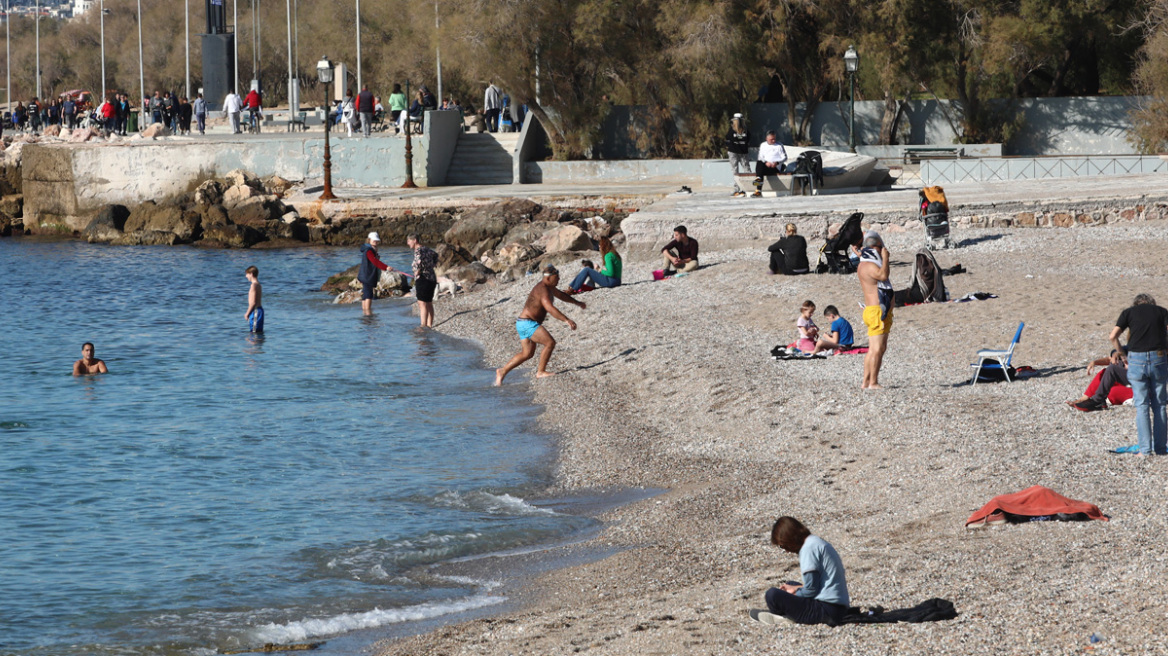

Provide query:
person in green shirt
left=568, top=236, right=622, bottom=293
left=388, top=83, right=408, bottom=133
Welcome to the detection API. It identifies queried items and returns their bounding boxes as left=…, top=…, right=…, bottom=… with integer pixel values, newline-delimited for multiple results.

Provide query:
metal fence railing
left=922, top=156, right=1168, bottom=185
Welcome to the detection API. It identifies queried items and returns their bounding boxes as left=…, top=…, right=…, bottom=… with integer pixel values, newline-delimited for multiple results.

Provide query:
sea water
left=0, top=241, right=592, bottom=655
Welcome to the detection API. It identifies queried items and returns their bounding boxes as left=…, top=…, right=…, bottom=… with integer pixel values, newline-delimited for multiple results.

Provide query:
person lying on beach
left=568, top=236, right=622, bottom=293
left=1067, top=349, right=1132, bottom=411
left=495, top=265, right=585, bottom=386
left=750, top=516, right=850, bottom=626
left=796, top=300, right=819, bottom=352
left=73, top=342, right=108, bottom=376
left=811, top=305, right=855, bottom=355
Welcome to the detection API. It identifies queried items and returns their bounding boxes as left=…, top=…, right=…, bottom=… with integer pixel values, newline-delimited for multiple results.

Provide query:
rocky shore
left=373, top=220, right=1168, bottom=655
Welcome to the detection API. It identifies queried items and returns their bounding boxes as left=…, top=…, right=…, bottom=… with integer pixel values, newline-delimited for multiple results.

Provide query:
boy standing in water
left=245, top=266, right=264, bottom=333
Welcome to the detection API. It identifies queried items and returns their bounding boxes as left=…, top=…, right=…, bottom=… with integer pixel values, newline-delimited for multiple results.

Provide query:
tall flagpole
left=285, top=0, right=291, bottom=129
left=355, top=0, right=361, bottom=90
left=435, top=1, right=441, bottom=105
left=137, top=0, right=144, bottom=114
left=185, top=0, right=190, bottom=98
left=34, top=0, right=39, bottom=99
left=100, top=0, right=106, bottom=100
left=5, top=0, right=10, bottom=112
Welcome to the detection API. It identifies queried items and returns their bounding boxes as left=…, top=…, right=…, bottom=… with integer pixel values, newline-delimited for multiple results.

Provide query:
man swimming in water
left=495, top=265, right=585, bottom=386
left=857, top=231, right=893, bottom=390
left=73, top=342, right=109, bottom=376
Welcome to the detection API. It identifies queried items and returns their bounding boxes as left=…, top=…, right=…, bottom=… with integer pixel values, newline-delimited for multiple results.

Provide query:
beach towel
left=838, top=598, right=958, bottom=625
left=953, top=292, right=997, bottom=303
left=964, top=485, right=1108, bottom=527
left=836, top=346, right=869, bottom=355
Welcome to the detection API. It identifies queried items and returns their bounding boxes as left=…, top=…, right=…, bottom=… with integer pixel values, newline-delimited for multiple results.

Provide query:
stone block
left=1075, top=213, right=1094, bottom=224
left=222, top=184, right=257, bottom=209
left=224, top=169, right=262, bottom=189
left=141, top=124, right=172, bottom=138
left=1120, top=209, right=1137, bottom=221
left=1015, top=212, right=1036, bottom=227
left=24, top=180, right=80, bottom=216
left=1051, top=213, right=1074, bottom=227
left=22, top=144, right=76, bottom=182
left=537, top=225, right=594, bottom=254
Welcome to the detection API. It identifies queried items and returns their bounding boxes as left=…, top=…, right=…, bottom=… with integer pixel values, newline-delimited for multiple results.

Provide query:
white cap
left=733, top=113, right=743, bottom=119
left=368, top=232, right=381, bottom=242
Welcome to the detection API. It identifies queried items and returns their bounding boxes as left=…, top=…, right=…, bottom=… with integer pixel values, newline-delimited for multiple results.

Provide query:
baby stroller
left=816, top=212, right=864, bottom=274
left=920, top=186, right=953, bottom=249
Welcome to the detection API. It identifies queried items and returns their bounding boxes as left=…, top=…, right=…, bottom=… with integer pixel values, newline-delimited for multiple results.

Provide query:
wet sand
left=376, top=221, right=1168, bottom=655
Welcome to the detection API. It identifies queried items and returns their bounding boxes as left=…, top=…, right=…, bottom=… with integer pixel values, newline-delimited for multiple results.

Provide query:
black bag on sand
left=836, top=598, right=958, bottom=625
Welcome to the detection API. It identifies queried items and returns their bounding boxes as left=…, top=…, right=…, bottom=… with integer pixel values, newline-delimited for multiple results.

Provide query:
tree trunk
left=878, top=89, right=897, bottom=145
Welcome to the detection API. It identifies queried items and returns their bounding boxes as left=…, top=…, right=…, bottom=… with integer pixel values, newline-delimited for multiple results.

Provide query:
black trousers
left=765, top=588, right=847, bottom=625
left=1090, top=362, right=1130, bottom=403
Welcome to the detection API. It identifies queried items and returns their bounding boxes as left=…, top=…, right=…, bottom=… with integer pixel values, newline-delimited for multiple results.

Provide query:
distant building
left=73, top=0, right=95, bottom=17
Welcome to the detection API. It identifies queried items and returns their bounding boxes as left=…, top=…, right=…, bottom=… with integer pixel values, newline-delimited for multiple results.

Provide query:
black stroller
left=816, top=212, right=864, bottom=274
left=920, top=186, right=952, bottom=249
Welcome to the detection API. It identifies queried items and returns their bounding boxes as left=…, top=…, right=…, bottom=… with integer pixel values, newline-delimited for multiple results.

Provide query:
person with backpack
left=1108, top=294, right=1168, bottom=456
left=752, top=131, right=788, bottom=197
left=726, top=113, right=751, bottom=197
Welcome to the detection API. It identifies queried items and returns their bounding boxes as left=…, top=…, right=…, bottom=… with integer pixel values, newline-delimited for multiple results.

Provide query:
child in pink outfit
left=796, top=300, right=819, bottom=352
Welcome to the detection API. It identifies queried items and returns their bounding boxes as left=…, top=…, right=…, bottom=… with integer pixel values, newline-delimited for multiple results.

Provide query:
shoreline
left=374, top=219, right=1168, bottom=655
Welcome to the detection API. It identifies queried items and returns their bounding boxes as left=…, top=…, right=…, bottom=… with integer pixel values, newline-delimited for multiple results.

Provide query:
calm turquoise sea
left=0, top=241, right=592, bottom=655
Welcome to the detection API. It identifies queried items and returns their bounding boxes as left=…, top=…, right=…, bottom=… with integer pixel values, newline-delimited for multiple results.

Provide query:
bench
left=289, top=111, right=307, bottom=132
left=903, top=146, right=961, bottom=164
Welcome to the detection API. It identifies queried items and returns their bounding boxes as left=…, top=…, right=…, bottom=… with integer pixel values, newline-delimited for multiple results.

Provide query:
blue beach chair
left=971, top=322, right=1024, bottom=385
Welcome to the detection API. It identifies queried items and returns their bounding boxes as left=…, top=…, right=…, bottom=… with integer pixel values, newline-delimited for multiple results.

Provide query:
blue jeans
left=1128, top=350, right=1168, bottom=455
left=570, top=268, right=619, bottom=291
left=765, top=588, right=847, bottom=625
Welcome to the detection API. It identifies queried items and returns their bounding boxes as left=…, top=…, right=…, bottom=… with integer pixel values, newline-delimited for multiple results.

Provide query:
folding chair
left=971, top=322, right=1024, bottom=385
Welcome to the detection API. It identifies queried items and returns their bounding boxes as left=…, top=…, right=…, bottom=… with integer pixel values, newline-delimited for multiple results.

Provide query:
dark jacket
left=768, top=235, right=809, bottom=274
left=357, top=90, right=375, bottom=113
left=725, top=128, right=751, bottom=155
left=358, top=244, right=384, bottom=283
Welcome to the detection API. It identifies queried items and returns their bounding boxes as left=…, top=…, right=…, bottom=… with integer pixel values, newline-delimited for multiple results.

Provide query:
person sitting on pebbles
left=750, top=516, right=850, bottom=626
left=661, top=225, right=699, bottom=274
left=1067, top=349, right=1131, bottom=412
left=811, top=305, right=855, bottom=356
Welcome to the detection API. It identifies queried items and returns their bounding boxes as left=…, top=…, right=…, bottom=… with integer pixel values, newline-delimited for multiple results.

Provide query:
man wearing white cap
left=725, top=113, right=751, bottom=197
left=357, top=232, right=401, bottom=315
left=857, top=230, right=893, bottom=389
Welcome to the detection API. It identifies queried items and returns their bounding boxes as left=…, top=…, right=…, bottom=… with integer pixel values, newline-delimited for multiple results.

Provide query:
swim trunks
left=249, top=307, right=265, bottom=333
left=516, top=318, right=542, bottom=340
left=862, top=305, right=892, bottom=336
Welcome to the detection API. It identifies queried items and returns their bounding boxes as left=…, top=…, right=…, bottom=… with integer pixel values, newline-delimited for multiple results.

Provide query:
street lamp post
left=316, top=56, right=336, bottom=200
left=34, top=0, right=39, bottom=99
left=185, top=0, right=190, bottom=99
left=137, top=0, right=144, bottom=122
left=844, top=45, right=859, bottom=153
left=402, top=79, right=417, bottom=188
left=99, top=0, right=105, bottom=100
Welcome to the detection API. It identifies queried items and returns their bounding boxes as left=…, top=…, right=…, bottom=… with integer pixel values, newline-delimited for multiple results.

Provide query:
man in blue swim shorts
left=495, top=265, right=586, bottom=386
left=244, top=266, right=264, bottom=333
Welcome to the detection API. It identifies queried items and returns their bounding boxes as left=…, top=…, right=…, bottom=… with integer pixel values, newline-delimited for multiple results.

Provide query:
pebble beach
left=375, top=220, right=1168, bottom=656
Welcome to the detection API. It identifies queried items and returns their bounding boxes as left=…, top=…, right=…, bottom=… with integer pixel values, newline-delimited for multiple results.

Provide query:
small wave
left=431, top=490, right=559, bottom=517
left=248, top=594, right=505, bottom=643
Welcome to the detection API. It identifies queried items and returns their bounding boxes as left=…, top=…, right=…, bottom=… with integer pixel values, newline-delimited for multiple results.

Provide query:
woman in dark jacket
left=768, top=223, right=809, bottom=275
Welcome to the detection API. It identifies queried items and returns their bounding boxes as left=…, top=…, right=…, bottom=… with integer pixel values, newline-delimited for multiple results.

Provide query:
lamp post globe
left=316, top=56, right=337, bottom=200
left=844, top=45, right=859, bottom=153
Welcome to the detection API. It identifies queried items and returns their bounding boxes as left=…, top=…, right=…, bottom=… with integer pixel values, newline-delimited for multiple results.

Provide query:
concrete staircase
left=444, top=132, right=519, bottom=185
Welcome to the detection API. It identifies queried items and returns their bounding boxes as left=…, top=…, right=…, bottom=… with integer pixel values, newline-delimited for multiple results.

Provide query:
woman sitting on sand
left=567, top=236, right=622, bottom=293
left=767, top=223, right=809, bottom=275
left=750, top=516, right=850, bottom=626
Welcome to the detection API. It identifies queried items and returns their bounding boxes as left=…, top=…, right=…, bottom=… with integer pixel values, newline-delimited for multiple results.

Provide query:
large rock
left=123, top=201, right=202, bottom=242
left=201, top=223, right=262, bottom=248
left=0, top=194, right=23, bottom=217
left=141, top=123, right=172, bottom=138
left=434, top=243, right=473, bottom=274
left=43, top=124, right=61, bottom=137
left=537, top=225, right=594, bottom=254
left=483, top=242, right=544, bottom=273
left=194, top=180, right=224, bottom=207
left=112, top=230, right=179, bottom=246
left=84, top=204, right=131, bottom=243
left=263, top=175, right=295, bottom=196
left=443, top=199, right=545, bottom=257
left=0, top=212, right=13, bottom=237
left=501, top=221, right=558, bottom=248
left=227, top=197, right=280, bottom=230
left=224, top=169, right=262, bottom=190
left=322, top=265, right=360, bottom=293
left=449, top=261, right=496, bottom=287
left=222, top=184, right=258, bottom=209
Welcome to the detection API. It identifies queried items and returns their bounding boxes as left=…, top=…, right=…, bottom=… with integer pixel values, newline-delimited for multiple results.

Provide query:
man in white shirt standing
left=483, top=82, right=501, bottom=133
left=222, top=90, right=243, bottom=134
left=752, top=130, right=788, bottom=197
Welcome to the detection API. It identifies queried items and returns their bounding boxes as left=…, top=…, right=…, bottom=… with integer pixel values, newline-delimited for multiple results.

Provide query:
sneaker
left=987, top=510, right=1007, bottom=525
left=748, top=609, right=792, bottom=625
left=751, top=191, right=762, bottom=198
left=1073, top=398, right=1106, bottom=412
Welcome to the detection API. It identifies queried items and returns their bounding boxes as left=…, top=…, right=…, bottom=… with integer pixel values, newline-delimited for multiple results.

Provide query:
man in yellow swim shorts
left=857, top=231, right=893, bottom=389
